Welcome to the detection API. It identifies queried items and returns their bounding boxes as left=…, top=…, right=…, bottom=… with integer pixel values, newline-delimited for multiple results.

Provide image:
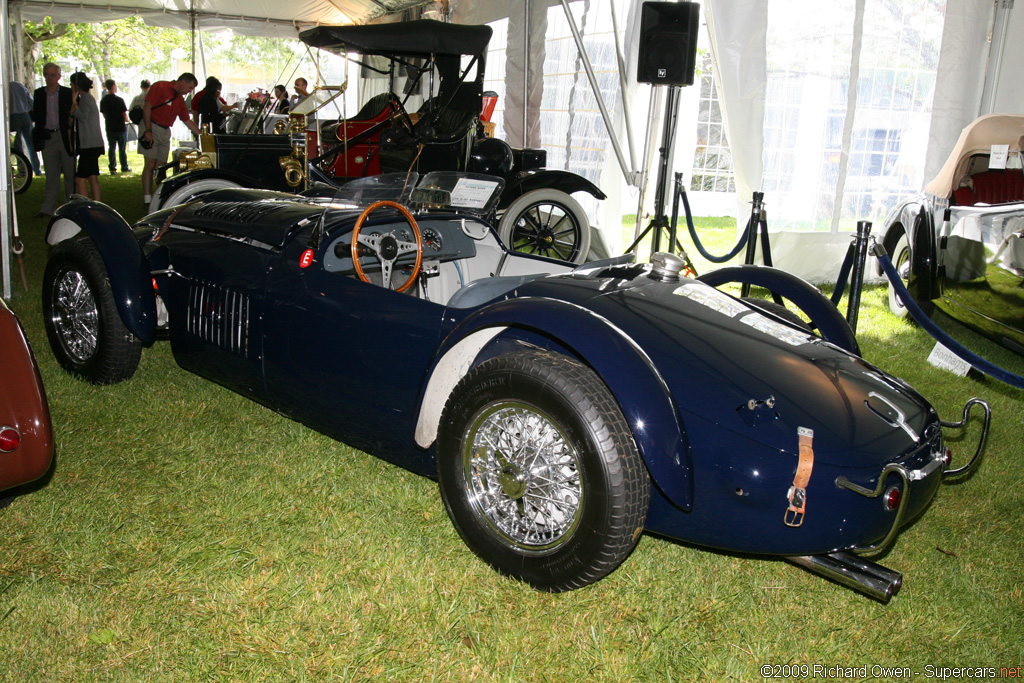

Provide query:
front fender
left=880, top=201, right=938, bottom=302
left=500, top=170, right=607, bottom=206
left=416, top=297, right=694, bottom=511
left=47, top=200, right=156, bottom=343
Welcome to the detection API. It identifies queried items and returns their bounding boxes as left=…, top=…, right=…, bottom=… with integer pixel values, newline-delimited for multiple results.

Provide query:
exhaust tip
left=786, top=552, right=903, bottom=603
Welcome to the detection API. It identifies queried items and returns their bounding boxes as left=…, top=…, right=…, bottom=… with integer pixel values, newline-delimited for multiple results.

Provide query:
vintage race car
left=42, top=172, right=986, bottom=601
left=0, top=297, right=54, bottom=507
left=880, top=114, right=1024, bottom=355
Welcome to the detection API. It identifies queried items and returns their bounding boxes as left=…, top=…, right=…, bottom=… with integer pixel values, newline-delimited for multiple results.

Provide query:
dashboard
left=323, top=217, right=482, bottom=276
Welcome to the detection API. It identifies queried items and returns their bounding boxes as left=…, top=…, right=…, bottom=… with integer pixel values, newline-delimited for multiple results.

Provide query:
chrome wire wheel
left=462, top=401, right=583, bottom=554
left=51, top=268, right=99, bottom=363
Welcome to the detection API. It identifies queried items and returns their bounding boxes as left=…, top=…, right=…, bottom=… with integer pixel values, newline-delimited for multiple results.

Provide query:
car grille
left=186, top=281, right=252, bottom=357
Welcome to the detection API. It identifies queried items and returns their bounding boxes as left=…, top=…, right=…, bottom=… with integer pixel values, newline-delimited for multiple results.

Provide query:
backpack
left=129, top=94, right=176, bottom=126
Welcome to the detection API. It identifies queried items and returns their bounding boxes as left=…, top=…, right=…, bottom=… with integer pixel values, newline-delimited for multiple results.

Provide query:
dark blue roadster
left=41, top=173, right=986, bottom=602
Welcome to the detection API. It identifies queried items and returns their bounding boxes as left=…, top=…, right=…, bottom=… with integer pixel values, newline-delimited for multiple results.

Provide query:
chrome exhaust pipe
left=786, top=552, right=903, bottom=603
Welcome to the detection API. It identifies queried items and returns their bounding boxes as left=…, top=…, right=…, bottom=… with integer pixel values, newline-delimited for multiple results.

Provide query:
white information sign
left=989, top=144, right=1009, bottom=170
left=450, top=178, right=499, bottom=209
left=927, top=342, right=972, bottom=377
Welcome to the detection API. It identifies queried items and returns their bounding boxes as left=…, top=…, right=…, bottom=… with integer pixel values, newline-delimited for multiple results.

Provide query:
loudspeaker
left=637, top=1, right=700, bottom=86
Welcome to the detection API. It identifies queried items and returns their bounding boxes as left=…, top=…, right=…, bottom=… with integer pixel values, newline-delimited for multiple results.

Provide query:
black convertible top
left=300, top=20, right=492, bottom=57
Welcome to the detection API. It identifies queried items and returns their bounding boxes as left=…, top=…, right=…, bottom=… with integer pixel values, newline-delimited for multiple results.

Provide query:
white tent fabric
left=701, top=0, right=1005, bottom=283
left=11, top=0, right=430, bottom=38
left=703, top=0, right=765, bottom=223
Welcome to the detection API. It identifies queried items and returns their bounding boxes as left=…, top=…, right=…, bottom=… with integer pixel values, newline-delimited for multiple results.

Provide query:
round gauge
left=423, top=227, right=443, bottom=251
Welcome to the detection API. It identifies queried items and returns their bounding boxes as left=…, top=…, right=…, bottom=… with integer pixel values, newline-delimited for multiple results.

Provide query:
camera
left=139, top=137, right=154, bottom=150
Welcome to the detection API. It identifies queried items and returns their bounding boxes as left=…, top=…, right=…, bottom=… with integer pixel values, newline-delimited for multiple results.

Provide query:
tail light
left=942, top=447, right=953, bottom=469
left=0, top=426, right=20, bottom=453
left=883, top=486, right=902, bottom=512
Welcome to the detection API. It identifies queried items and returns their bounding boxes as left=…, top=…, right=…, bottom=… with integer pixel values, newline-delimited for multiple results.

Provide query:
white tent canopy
left=11, top=0, right=430, bottom=38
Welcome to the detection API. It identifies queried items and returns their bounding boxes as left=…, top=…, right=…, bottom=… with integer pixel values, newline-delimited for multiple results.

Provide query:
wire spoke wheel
left=51, top=269, right=100, bottom=363
left=437, top=350, right=648, bottom=592
left=463, top=401, right=583, bottom=553
left=498, top=189, right=591, bottom=264
left=10, top=148, right=32, bottom=194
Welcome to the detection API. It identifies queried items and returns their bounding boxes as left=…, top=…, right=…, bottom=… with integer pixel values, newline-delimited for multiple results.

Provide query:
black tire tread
left=43, top=236, right=142, bottom=384
left=438, top=349, right=649, bottom=592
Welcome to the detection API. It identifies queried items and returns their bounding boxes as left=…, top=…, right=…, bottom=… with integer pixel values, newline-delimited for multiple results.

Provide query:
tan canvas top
left=924, top=114, right=1024, bottom=198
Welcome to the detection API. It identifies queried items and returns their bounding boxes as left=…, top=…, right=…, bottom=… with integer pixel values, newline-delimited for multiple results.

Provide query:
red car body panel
left=0, top=298, right=54, bottom=494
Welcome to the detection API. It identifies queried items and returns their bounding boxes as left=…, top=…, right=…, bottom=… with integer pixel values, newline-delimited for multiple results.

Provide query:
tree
left=23, top=16, right=191, bottom=86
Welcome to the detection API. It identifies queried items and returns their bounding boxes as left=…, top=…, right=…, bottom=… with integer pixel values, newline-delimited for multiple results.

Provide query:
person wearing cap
left=140, top=72, right=201, bottom=206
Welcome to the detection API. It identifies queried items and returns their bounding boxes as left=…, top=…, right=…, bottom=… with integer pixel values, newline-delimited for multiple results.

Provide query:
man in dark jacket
left=100, top=79, right=131, bottom=174
left=31, top=62, right=76, bottom=217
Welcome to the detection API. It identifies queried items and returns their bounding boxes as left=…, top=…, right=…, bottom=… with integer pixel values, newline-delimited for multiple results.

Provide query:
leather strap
left=785, top=427, right=815, bottom=527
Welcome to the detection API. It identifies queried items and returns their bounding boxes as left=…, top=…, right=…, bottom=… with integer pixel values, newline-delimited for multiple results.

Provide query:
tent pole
left=522, top=0, right=529, bottom=146
left=559, top=0, right=639, bottom=186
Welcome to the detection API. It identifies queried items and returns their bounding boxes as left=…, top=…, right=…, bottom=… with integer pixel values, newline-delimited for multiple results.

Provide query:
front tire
left=498, top=189, right=591, bottom=264
left=42, top=237, right=141, bottom=384
left=437, top=350, right=649, bottom=592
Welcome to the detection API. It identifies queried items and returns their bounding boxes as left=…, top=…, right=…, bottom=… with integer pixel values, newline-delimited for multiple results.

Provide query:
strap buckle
left=784, top=486, right=807, bottom=527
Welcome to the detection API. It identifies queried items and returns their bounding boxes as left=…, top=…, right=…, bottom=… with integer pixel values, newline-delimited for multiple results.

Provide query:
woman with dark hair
left=69, top=71, right=104, bottom=200
left=197, top=76, right=228, bottom=134
left=272, top=84, right=289, bottom=114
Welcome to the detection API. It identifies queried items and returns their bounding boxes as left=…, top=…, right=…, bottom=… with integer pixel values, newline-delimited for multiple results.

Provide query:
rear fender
left=46, top=200, right=157, bottom=343
left=499, top=170, right=606, bottom=207
left=415, top=297, right=694, bottom=511
left=881, top=202, right=938, bottom=301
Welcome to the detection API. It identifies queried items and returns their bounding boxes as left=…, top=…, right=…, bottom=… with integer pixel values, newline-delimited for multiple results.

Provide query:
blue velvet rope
left=877, top=251, right=1024, bottom=390
left=681, top=190, right=749, bottom=263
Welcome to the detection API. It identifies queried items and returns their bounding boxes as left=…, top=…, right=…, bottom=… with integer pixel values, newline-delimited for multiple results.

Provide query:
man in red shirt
left=140, top=72, right=201, bottom=205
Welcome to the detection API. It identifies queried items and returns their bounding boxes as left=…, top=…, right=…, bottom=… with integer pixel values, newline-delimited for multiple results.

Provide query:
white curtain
left=923, top=0, right=995, bottom=186
left=704, top=0, right=767, bottom=222
left=702, top=0, right=996, bottom=283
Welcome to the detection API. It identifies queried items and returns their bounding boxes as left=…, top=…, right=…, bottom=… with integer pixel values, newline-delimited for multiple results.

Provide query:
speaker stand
left=626, top=85, right=685, bottom=258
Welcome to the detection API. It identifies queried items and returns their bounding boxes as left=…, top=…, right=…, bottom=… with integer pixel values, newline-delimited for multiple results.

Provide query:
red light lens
left=300, top=249, right=314, bottom=268
left=0, top=427, right=20, bottom=453
left=943, top=447, right=953, bottom=469
left=884, top=486, right=901, bottom=512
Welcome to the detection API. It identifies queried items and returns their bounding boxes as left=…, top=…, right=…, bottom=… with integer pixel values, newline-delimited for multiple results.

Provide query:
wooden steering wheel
left=351, top=200, right=423, bottom=293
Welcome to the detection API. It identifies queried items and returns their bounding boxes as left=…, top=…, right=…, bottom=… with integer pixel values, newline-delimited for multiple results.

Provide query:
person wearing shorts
left=69, top=71, right=104, bottom=201
left=140, top=72, right=201, bottom=205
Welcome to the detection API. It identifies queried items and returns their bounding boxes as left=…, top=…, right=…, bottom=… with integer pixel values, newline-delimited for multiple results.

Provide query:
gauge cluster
left=324, top=218, right=479, bottom=275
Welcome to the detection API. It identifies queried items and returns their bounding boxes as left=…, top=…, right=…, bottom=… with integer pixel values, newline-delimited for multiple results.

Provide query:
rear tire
left=42, top=237, right=141, bottom=384
left=437, top=350, right=648, bottom=592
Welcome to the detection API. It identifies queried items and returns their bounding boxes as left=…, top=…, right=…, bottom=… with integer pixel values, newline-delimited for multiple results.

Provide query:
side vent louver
left=186, top=281, right=251, bottom=357
left=194, top=201, right=288, bottom=223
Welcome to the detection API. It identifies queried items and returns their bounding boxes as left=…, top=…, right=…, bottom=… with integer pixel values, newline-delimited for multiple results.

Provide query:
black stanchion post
left=740, top=191, right=765, bottom=298
left=846, top=220, right=872, bottom=335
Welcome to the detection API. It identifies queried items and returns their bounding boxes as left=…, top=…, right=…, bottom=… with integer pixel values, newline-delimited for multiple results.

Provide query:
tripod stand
left=626, top=85, right=689, bottom=259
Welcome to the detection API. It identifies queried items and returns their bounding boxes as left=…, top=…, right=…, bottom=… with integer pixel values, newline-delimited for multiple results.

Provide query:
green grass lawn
left=2, top=171, right=1023, bottom=681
